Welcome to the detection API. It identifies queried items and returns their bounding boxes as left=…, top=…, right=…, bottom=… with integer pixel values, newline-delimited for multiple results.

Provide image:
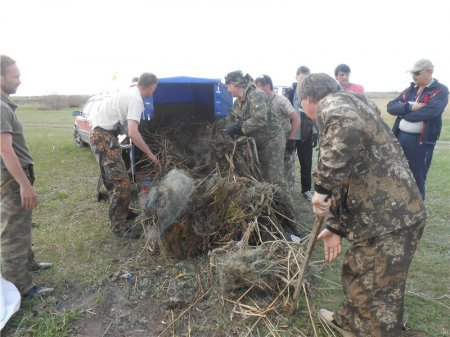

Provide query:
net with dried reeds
left=207, top=221, right=316, bottom=329
left=137, top=117, right=305, bottom=258
left=134, top=112, right=322, bottom=334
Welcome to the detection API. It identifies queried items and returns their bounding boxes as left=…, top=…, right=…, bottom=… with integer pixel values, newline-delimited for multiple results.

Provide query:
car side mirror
left=72, top=111, right=82, bottom=116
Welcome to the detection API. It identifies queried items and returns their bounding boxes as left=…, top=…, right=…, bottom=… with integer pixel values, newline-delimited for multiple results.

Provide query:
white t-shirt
left=90, top=86, right=144, bottom=130
left=399, top=119, right=424, bottom=134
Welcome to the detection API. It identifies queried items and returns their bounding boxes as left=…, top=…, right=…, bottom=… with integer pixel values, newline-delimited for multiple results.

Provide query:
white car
left=273, top=85, right=292, bottom=97
left=72, top=93, right=110, bottom=147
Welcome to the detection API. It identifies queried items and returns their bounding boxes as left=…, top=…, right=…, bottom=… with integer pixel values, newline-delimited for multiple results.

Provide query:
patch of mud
left=73, top=284, right=168, bottom=337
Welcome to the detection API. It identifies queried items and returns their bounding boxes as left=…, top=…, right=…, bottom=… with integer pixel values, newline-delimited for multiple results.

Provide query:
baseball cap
left=409, top=59, right=434, bottom=72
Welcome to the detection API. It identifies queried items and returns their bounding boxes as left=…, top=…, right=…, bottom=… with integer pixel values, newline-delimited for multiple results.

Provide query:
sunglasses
left=412, top=70, right=423, bottom=76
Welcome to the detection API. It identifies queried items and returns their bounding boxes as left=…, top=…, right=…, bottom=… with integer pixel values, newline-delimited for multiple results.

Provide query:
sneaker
left=319, top=309, right=355, bottom=337
left=302, top=191, right=313, bottom=201
left=23, top=285, right=54, bottom=298
left=30, top=262, right=53, bottom=271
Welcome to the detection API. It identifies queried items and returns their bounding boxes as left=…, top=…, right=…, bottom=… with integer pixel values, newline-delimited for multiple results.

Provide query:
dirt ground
left=37, top=196, right=314, bottom=337
left=63, top=253, right=269, bottom=337
left=58, top=136, right=318, bottom=336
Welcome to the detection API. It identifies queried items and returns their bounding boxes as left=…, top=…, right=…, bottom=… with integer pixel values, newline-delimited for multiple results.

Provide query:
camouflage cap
left=408, top=59, right=434, bottom=72
left=225, top=70, right=248, bottom=86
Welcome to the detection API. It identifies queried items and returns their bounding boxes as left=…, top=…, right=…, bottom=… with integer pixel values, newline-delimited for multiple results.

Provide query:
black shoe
left=113, top=227, right=142, bottom=239
left=30, top=262, right=53, bottom=271
left=23, top=285, right=54, bottom=298
left=97, top=191, right=108, bottom=202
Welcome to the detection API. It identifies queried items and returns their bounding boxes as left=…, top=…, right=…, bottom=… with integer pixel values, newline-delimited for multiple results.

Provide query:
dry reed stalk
left=157, top=289, right=210, bottom=337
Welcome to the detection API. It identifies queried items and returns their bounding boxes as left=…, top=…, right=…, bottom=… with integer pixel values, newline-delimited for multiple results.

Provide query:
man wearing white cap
left=387, top=59, right=448, bottom=199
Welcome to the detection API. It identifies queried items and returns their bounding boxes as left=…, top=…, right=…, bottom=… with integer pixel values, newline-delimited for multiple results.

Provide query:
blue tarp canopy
left=153, top=76, right=233, bottom=118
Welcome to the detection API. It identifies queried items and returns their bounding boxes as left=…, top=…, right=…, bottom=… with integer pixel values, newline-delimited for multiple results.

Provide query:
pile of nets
left=137, top=119, right=304, bottom=258
left=135, top=115, right=317, bottom=333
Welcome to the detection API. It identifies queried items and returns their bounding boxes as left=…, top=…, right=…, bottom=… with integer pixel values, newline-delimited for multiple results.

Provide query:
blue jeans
left=397, top=131, right=435, bottom=199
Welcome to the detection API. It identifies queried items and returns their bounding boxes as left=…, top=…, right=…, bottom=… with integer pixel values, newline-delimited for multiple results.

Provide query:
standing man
left=387, top=59, right=448, bottom=199
left=291, top=66, right=317, bottom=201
left=1, top=55, right=54, bottom=297
left=90, top=72, right=160, bottom=239
left=224, top=70, right=303, bottom=238
left=300, top=73, right=426, bottom=336
left=255, top=74, right=300, bottom=195
left=334, top=64, right=364, bottom=94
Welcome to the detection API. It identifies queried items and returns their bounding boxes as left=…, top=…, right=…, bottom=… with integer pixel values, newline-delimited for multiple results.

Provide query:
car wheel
left=74, top=129, right=87, bottom=147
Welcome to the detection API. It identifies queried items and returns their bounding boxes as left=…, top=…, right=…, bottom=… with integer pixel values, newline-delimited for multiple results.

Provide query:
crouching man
left=90, top=73, right=160, bottom=239
left=300, top=73, right=426, bottom=336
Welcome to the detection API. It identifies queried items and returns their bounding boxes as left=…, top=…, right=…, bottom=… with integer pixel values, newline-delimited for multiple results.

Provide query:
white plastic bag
left=0, top=277, right=21, bottom=330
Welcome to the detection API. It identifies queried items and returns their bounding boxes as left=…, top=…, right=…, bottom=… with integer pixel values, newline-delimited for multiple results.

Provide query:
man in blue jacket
left=387, top=59, right=448, bottom=199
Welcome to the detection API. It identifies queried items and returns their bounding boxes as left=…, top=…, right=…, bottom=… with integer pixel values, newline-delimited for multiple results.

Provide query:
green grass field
left=2, top=102, right=449, bottom=337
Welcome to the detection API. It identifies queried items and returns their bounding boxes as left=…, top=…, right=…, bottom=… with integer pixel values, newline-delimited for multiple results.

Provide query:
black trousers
left=295, top=139, right=312, bottom=193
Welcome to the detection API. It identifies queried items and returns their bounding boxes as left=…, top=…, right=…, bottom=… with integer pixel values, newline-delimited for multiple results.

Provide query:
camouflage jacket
left=227, top=83, right=284, bottom=147
left=313, top=92, right=426, bottom=242
left=270, top=93, right=294, bottom=136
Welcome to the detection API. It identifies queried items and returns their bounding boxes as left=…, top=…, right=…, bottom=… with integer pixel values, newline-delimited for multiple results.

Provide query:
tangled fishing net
left=131, top=114, right=322, bottom=334
left=137, top=119, right=307, bottom=256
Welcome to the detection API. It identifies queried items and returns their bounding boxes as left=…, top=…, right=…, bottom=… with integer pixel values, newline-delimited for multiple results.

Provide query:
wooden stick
left=288, top=216, right=324, bottom=314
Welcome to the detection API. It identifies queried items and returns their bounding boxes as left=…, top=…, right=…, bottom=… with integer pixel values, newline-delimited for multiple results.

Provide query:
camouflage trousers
left=334, top=220, right=426, bottom=337
left=90, top=128, right=131, bottom=233
left=0, top=169, right=33, bottom=295
left=258, top=135, right=303, bottom=237
left=284, top=149, right=295, bottom=196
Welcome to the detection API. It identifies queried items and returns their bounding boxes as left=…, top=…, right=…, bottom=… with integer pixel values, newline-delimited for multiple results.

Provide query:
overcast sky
left=2, top=0, right=449, bottom=96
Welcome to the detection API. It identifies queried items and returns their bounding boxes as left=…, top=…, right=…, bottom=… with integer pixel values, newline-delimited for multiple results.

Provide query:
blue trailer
left=130, top=76, right=233, bottom=185
left=142, top=76, right=232, bottom=121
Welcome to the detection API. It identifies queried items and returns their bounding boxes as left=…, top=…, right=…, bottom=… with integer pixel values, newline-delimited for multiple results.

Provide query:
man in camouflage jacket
left=223, top=70, right=303, bottom=237
left=255, top=74, right=300, bottom=196
left=300, top=73, right=426, bottom=337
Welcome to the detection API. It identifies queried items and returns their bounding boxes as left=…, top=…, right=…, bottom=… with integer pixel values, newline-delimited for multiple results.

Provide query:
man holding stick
left=299, top=73, right=426, bottom=336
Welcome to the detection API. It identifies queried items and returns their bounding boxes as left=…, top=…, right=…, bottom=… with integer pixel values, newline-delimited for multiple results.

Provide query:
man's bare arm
left=0, top=132, right=37, bottom=209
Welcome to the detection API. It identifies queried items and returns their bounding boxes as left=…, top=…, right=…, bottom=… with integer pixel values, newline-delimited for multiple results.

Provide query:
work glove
left=311, top=133, right=318, bottom=148
left=225, top=119, right=244, bottom=136
left=286, top=139, right=297, bottom=154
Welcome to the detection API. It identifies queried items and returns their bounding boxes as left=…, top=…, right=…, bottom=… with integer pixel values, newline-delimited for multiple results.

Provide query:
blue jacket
left=387, top=79, right=448, bottom=144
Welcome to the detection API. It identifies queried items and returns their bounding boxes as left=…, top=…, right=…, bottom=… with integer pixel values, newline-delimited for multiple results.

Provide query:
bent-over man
left=90, top=73, right=160, bottom=239
left=300, top=73, right=426, bottom=337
